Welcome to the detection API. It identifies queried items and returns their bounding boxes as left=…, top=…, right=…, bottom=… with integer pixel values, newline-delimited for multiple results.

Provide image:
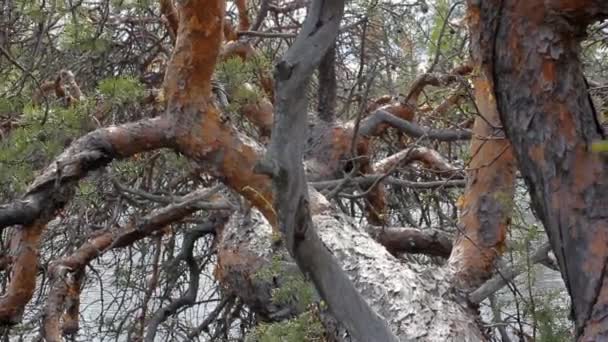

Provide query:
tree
left=0, top=0, right=605, bottom=340
left=468, top=1, right=608, bottom=339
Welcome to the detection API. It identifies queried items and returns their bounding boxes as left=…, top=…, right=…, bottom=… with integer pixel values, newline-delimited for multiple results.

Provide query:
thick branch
left=0, top=117, right=174, bottom=231
left=42, top=190, right=229, bottom=340
left=317, top=42, right=337, bottom=122
left=359, top=109, right=472, bottom=141
left=403, top=70, right=468, bottom=107
left=471, top=1, right=608, bottom=337
left=0, top=222, right=46, bottom=324
left=365, top=226, right=453, bottom=258
left=447, top=57, right=516, bottom=291
left=264, top=0, right=399, bottom=339
left=164, top=0, right=277, bottom=226
left=0, top=117, right=173, bottom=325
left=374, top=146, right=464, bottom=177
left=217, top=200, right=486, bottom=340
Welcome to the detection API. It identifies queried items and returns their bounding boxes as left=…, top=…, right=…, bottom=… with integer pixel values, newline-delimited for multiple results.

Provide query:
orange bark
left=42, top=190, right=223, bottom=338
left=235, top=0, right=250, bottom=31
left=241, top=97, right=274, bottom=139
left=447, top=74, right=516, bottom=290
left=469, top=1, right=608, bottom=337
left=163, top=0, right=277, bottom=226
left=0, top=117, right=173, bottom=324
left=0, top=222, right=45, bottom=324
left=160, top=0, right=179, bottom=38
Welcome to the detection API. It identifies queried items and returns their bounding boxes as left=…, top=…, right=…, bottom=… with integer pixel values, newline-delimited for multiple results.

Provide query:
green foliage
left=527, top=291, right=572, bottom=342
left=217, top=57, right=256, bottom=92
left=254, top=256, right=317, bottom=313
left=61, top=15, right=110, bottom=52
left=249, top=256, right=322, bottom=341
left=591, top=140, right=608, bottom=152
left=111, top=0, right=154, bottom=10
left=216, top=57, right=266, bottom=112
left=0, top=100, right=89, bottom=193
left=247, top=310, right=325, bottom=342
left=427, top=0, right=464, bottom=66
left=97, top=76, right=145, bottom=105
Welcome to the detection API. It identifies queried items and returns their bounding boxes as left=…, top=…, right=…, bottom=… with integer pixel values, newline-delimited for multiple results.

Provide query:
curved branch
left=374, top=146, right=464, bottom=177
left=469, top=243, right=552, bottom=304
left=0, top=117, right=174, bottom=325
left=359, top=109, right=472, bottom=141
left=404, top=68, right=470, bottom=106
left=0, top=117, right=174, bottom=231
left=263, top=0, right=399, bottom=339
left=42, top=191, right=230, bottom=340
left=144, top=218, right=223, bottom=342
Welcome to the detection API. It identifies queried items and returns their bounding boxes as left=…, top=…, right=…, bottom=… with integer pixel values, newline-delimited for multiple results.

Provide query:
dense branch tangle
left=0, top=0, right=501, bottom=340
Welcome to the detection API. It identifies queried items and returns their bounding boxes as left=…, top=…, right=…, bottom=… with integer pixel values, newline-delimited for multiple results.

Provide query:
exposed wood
left=447, top=61, right=516, bottom=291
left=217, top=199, right=487, bottom=341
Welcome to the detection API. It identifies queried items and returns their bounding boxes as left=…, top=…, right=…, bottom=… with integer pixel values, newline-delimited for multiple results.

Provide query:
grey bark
left=257, top=0, right=400, bottom=340
left=217, top=190, right=487, bottom=341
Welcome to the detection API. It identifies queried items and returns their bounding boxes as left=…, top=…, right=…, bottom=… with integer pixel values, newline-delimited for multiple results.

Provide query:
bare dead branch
left=469, top=243, right=552, bottom=304
left=42, top=192, right=230, bottom=340
left=310, top=175, right=466, bottom=190
left=374, top=146, right=464, bottom=177
left=144, top=217, right=226, bottom=342
left=365, top=226, right=453, bottom=258
left=359, top=109, right=472, bottom=141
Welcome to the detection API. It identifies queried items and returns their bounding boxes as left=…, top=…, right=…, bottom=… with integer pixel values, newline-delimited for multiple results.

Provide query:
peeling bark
left=469, top=0, right=608, bottom=338
left=0, top=118, right=173, bottom=324
left=447, top=68, right=516, bottom=291
left=217, top=193, right=486, bottom=341
left=0, top=222, right=46, bottom=324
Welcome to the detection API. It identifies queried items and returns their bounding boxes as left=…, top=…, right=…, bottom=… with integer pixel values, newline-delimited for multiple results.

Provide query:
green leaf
left=591, top=140, right=608, bottom=152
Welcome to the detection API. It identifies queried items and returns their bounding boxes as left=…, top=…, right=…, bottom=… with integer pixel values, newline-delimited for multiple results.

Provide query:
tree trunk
left=216, top=189, right=487, bottom=341
left=468, top=0, right=608, bottom=338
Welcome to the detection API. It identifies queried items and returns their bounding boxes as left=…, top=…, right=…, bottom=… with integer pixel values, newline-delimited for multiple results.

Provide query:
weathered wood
left=261, top=0, right=399, bottom=339
left=217, top=194, right=487, bottom=341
